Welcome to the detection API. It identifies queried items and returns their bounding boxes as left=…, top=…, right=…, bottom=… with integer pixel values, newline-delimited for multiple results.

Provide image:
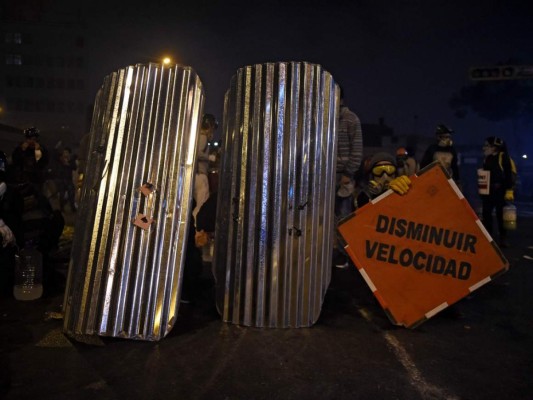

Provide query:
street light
left=162, top=57, right=171, bottom=65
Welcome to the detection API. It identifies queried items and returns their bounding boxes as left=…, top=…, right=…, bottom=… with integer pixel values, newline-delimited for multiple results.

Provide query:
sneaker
left=334, top=254, right=350, bottom=269
left=335, top=261, right=349, bottom=269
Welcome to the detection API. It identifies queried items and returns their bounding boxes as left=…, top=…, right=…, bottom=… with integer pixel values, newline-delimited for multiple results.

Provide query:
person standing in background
left=55, top=147, right=77, bottom=212
left=396, top=147, right=419, bottom=177
left=193, top=114, right=218, bottom=222
left=420, top=124, right=459, bottom=183
left=334, top=86, right=363, bottom=268
left=479, top=136, right=514, bottom=248
left=11, top=127, right=49, bottom=191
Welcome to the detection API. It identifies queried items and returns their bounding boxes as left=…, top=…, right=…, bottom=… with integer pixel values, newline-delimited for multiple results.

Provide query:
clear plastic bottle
left=503, top=203, right=517, bottom=231
left=13, top=243, right=43, bottom=301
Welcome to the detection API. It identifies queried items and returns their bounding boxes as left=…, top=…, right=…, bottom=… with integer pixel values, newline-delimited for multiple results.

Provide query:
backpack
left=498, top=152, right=517, bottom=188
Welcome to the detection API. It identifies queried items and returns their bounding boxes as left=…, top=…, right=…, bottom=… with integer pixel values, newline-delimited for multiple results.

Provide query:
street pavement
left=1, top=211, right=533, bottom=400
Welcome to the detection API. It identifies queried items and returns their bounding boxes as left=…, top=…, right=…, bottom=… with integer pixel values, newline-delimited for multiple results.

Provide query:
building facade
left=0, top=0, right=90, bottom=149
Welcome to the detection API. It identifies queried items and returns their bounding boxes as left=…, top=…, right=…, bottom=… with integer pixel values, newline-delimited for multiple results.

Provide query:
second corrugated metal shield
left=214, top=62, right=339, bottom=328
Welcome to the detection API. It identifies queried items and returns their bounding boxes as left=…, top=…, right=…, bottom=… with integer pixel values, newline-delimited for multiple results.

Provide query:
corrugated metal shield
left=63, top=63, right=203, bottom=341
left=215, top=62, right=339, bottom=327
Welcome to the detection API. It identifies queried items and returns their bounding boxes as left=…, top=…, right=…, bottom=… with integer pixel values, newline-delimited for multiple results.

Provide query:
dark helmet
left=396, top=147, right=408, bottom=157
left=369, top=152, right=396, bottom=169
left=24, top=127, right=40, bottom=138
left=201, top=114, right=218, bottom=130
left=485, top=136, right=505, bottom=148
left=435, top=124, right=453, bottom=135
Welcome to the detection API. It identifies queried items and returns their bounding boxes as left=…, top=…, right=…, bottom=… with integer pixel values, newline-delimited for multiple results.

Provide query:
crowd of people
left=333, top=93, right=516, bottom=270
left=1, top=102, right=517, bottom=299
left=0, top=127, right=78, bottom=297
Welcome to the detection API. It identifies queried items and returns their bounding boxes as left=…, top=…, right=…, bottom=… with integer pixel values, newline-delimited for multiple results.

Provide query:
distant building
left=0, top=0, right=90, bottom=148
left=362, top=117, right=394, bottom=150
left=361, top=117, right=433, bottom=161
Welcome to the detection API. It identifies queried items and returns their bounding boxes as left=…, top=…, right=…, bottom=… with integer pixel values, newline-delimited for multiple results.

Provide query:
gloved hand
left=0, top=218, right=15, bottom=248
left=389, top=176, right=412, bottom=195
left=504, top=190, right=514, bottom=202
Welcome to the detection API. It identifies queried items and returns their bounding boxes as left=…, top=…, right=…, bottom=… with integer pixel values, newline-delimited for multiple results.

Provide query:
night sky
left=81, top=0, right=533, bottom=153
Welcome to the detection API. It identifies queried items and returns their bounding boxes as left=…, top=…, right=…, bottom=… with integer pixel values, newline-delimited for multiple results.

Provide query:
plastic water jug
left=503, top=203, right=517, bottom=231
left=13, top=244, right=43, bottom=301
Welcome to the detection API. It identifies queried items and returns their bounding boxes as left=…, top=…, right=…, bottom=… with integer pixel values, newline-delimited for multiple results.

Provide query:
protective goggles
left=372, top=164, right=396, bottom=177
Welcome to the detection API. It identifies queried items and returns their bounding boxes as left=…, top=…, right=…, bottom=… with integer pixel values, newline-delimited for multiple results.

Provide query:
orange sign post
left=338, top=163, right=509, bottom=328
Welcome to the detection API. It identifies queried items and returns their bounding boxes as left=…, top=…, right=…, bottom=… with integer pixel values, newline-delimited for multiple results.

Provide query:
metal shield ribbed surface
left=63, top=63, right=203, bottom=341
left=215, top=62, right=339, bottom=328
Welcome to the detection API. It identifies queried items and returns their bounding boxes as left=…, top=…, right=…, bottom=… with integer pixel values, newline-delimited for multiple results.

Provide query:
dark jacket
left=420, top=144, right=460, bottom=181
left=483, top=152, right=513, bottom=193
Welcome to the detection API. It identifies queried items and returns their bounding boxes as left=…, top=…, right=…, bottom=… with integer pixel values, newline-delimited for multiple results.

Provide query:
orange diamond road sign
left=338, top=162, right=509, bottom=328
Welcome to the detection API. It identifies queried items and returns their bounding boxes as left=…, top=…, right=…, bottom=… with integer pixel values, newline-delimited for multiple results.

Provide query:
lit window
left=14, top=33, right=22, bottom=44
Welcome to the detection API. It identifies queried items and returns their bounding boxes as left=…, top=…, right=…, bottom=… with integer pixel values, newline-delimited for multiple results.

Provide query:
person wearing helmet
left=420, top=124, right=460, bottom=182
left=11, top=127, right=49, bottom=188
left=480, top=136, right=515, bottom=247
left=355, top=152, right=411, bottom=209
left=396, top=147, right=419, bottom=177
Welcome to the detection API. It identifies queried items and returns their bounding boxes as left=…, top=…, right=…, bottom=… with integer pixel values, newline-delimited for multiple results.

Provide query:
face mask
left=438, top=137, right=453, bottom=147
left=371, top=163, right=396, bottom=188
left=483, top=144, right=496, bottom=156
left=373, top=172, right=394, bottom=189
